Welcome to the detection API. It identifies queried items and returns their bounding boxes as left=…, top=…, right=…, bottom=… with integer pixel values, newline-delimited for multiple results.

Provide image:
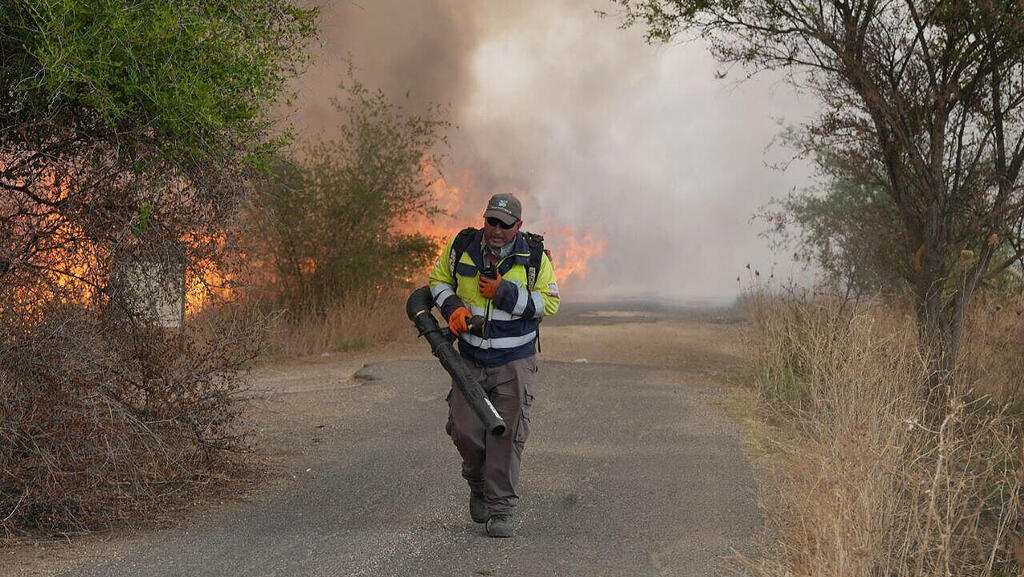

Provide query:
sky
left=284, top=0, right=820, bottom=304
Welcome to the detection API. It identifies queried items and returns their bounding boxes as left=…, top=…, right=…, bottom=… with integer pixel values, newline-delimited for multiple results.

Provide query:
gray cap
left=483, top=193, right=522, bottom=225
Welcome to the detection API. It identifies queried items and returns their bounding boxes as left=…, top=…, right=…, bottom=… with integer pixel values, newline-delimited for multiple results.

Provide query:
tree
left=242, top=80, right=448, bottom=313
left=761, top=145, right=911, bottom=300
left=0, top=0, right=317, bottom=535
left=614, top=0, right=1024, bottom=398
left=1, top=0, right=316, bottom=310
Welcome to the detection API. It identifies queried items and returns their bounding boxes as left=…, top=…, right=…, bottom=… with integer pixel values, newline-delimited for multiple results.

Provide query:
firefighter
left=428, top=193, right=560, bottom=538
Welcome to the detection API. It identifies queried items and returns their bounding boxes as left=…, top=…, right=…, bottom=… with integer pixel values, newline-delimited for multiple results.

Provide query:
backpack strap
left=449, top=227, right=478, bottom=291
left=521, top=231, right=548, bottom=351
left=521, top=232, right=546, bottom=291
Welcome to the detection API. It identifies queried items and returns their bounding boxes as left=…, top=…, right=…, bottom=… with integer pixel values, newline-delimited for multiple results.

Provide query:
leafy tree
left=764, top=143, right=1024, bottom=301
left=0, top=0, right=316, bottom=535
left=1, top=0, right=316, bottom=308
left=243, top=80, right=448, bottom=313
left=614, top=0, right=1024, bottom=395
left=762, top=153, right=911, bottom=300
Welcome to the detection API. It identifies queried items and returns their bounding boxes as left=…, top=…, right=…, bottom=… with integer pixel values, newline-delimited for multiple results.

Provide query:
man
left=428, top=193, right=559, bottom=538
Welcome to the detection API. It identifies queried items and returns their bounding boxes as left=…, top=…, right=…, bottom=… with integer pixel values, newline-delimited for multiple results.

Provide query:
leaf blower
left=406, top=286, right=506, bottom=436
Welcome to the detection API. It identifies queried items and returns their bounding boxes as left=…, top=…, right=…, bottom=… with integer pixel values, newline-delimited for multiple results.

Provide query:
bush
left=241, top=79, right=448, bottom=315
left=759, top=158, right=911, bottom=300
left=0, top=303, right=260, bottom=537
left=743, top=287, right=1023, bottom=577
left=0, top=0, right=315, bottom=538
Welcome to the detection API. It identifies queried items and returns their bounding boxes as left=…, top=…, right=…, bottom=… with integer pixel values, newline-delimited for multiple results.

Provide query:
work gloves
left=448, top=307, right=473, bottom=336
left=478, top=272, right=503, bottom=299
left=448, top=272, right=504, bottom=337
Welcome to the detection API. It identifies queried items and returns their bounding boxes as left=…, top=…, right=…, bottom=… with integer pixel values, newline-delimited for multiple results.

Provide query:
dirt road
left=3, top=304, right=758, bottom=576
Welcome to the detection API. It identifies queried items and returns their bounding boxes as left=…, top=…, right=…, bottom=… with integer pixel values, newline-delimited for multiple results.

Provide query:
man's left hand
left=479, top=272, right=503, bottom=299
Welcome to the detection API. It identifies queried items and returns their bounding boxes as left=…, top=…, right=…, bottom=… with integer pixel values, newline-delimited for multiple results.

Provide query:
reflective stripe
left=531, top=291, right=545, bottom=318
left=439, top=290, right=457, bottom=307
left=460, top=331, right=536, bottom=350
left=489, top=308, right=519, bottom=321
left=436, top=289, right=456, bottom=307
left=512, top=287, right=529, bottom=316
left=431, top=283, right=453, bottom=298
left=470, top=304, right=521, bottom=322
left=431, top=283, right=456, bottom=307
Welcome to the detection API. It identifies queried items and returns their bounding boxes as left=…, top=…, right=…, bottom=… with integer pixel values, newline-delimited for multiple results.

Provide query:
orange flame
left=396, top=157, right=606, bottom=291
left=9, top=153, right=606, bottom=319
left=540, top=228, right=607, bottom=287
left=393, top=158, right=479, bottom=241
left=181, top=232, right=234, bottom=316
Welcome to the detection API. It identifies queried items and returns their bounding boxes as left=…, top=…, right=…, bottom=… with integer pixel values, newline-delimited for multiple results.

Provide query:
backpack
left=448, top=227, right=548, bottom=291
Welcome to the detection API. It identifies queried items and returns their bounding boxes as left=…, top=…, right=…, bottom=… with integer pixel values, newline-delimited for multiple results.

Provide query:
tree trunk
left=916, top=292, right=958, bottom=411
left=914, top=193, right=958, bottom=414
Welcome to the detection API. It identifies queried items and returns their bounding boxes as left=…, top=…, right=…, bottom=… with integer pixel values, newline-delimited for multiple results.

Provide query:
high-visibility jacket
left=428, top=229, right=560, bottom=367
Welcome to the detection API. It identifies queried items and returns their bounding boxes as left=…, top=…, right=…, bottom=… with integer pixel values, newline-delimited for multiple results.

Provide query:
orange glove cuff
left=449, top=307, right=472, bottom=336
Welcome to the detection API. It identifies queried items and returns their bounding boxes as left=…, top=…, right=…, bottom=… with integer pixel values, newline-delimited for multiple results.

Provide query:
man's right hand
left=448, top=307, right=473, bottom=336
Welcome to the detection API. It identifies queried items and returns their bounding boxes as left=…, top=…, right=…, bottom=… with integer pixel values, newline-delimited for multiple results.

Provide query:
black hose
left=406, top=286, right=507, bottom=436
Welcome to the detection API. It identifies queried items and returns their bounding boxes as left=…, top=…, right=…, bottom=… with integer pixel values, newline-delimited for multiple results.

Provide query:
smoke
left=287, top=0, right=817, bottom=303
left=286, top=0, right=481, bottom=135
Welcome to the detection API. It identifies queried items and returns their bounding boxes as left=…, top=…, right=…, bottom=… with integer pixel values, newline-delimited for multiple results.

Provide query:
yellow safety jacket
left=428, top=229, right=560, bottom=366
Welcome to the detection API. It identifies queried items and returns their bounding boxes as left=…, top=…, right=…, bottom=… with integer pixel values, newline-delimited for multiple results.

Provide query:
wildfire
left=396, top=157, right=607, bottom=291
left=181, top=232, right=234, bottom=316
left=10, top=155, right=605, bottom=323
left=394, top=158, right=481, bottom=241
left=540, top=229, right=607, bottom=287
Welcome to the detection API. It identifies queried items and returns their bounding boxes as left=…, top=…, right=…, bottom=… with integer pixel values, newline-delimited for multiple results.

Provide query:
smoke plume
left=287, top=0, right=817, bottom=303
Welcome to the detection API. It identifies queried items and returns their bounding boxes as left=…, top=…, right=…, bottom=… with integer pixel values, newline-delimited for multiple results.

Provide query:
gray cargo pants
left=446, top=355, right=536, bottom=516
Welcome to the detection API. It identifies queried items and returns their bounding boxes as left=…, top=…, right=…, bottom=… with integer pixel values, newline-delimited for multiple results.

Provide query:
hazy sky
left=285, top=0, right=819, bottom=303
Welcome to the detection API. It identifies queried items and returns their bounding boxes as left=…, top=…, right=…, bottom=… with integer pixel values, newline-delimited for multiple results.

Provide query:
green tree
left=763, top=142, right=1024, bottom=301
left=244, top=80, right=448, bottom=313
left=614, top=0, right=1024, bottom=397
left=1, top=0, right=316, bottom=305
left=762, top=166, right=910, bottom=300
left=0, top=0, right=317, bottom=535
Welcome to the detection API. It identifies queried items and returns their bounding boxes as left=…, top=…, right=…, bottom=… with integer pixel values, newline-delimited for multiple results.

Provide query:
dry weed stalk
left=252, top=288, right=412, bottom=359
left=743, top=289, right=1023, bottom=577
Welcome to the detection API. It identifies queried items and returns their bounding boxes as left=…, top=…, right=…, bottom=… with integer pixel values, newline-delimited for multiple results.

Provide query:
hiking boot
left=469, top=492, right=488, bottom=523
left=486, top=514, right=514, bottom=538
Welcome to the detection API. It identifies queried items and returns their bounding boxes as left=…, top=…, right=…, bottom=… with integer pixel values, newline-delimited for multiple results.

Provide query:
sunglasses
left=486, top=217, right=518, bottom=230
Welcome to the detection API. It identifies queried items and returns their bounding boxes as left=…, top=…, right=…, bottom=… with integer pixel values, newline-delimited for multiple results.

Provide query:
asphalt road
left=56, top=360, right=760, bottom=577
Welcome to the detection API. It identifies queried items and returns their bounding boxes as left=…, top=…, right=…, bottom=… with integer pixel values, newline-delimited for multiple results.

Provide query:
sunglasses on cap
left=486, top=217, right=518, bottom=230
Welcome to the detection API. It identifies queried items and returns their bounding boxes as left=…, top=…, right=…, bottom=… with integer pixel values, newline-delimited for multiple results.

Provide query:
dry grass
left=959, top=293, right=1024, bottom=403
left=742, top=289, right=1024, bottom=577
left=254, top=288, right=413, bottom=360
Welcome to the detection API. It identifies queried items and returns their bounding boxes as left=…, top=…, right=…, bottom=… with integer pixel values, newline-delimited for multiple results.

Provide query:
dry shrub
left=255, top=288, right=413, bottom=359
left=743, top=288, right=1023, bottom=577
left=0, top=303, right=260, bottom=537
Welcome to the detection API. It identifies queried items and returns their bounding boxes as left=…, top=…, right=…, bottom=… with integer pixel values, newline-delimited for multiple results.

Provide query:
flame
left=0, top=171, right=105, bottom=315
left=541, top=228, right=607, bottom=287
left=395, top=157, right=607, bottom=291
left=181, top=232, right=234, bottom=316
left=1, top=153, right=232, bottom=319
left=6, top=152, right=606, bottom=321
left=393, top=158, right=479, bottom=241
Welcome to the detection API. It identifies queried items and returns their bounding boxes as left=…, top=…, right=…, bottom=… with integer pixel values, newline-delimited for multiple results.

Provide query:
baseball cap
left=483, top=193, right=522, bottom=225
